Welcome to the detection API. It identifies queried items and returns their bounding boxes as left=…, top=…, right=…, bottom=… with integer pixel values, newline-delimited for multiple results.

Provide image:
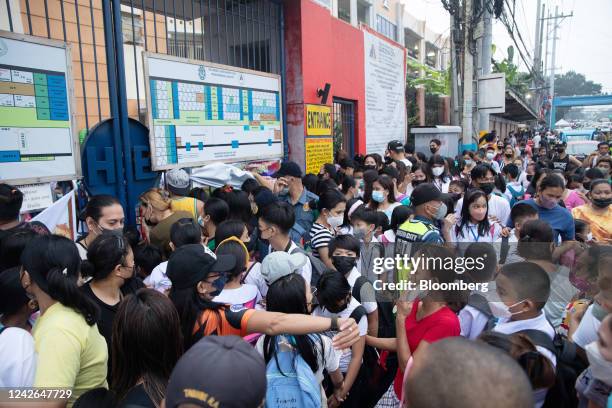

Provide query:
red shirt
left=393, top=300, right=460, bottom=399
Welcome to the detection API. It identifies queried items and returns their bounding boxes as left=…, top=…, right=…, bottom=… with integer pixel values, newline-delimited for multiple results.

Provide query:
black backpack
left=466, top=293, right=497, bottom=332
left=519, top=329, right=587, bottom=408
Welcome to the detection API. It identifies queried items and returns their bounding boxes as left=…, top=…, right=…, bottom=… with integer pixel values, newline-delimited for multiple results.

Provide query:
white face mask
left=486, top=152, right=495, bottom=160
left=587, top=232, right=594, bottom=241
left=586, top=341, right=612, bottom=385
left=432, top=167, right=444, bottom=177
left=327, top=214, right=344, bottom=229
left=488, top=298, right=526, bottom=319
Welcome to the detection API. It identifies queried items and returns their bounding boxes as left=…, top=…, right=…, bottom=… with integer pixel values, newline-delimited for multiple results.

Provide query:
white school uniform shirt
left=543, top=265, right=578, bottom=329
left=144, top=261, right=171, bottom=293
left=449, top=221, right=503, bottom=244
left=213, top=284, right=263, bottom=310
left=0, top=327, right=36, bottom=387
left=459, top=304, right=491, bottom=340
left=504, top=180, right=524, bottom=202
left=243, top=262, right=269, bottom=298
left=312, top=297, right=368, bottom=373
left=455, top=194, right=511, bottom=226
left=572, top=304, right=601, bottom=349
left=432, top=177, right=450, bottom=193
left=345, top=267, right=378, bottom=314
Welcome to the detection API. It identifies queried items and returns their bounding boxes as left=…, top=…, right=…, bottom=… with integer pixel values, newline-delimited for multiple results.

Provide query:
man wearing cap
left=273, top=161, right=319, bottom=245
left=165, top=168, right=204, bottom=221
left=549, top=141, right=581, bottom=172
left=386, top=140, right=412, bottom=168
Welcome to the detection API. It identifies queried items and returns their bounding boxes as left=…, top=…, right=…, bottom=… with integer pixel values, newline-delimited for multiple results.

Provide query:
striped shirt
left=309, top=222, right=334, bottom=259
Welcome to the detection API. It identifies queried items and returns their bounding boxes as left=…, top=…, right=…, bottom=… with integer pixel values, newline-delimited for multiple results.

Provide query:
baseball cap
left=165, top=335, right=266, bottom=408
left=272, top=161, right=303, bottom=179
left=260, top=251, right=307, bottom=286
left=387, top=140, right=405, bottom=153
left=410, top=183, right=442, bottom=207
left=166, top=168, right=191, bottom=196
left=166, top=244, right=235, bottom=290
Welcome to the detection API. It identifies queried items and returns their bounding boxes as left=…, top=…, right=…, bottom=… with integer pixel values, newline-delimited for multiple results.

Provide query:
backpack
left=290, top=246, right=326, bottom=287
left=352, top=276, right=370, bottom=304
left=499, top=235, right=510, bottom=264
left=466, top=293, right=497, bottom=332
left=507, top=184, right=526, bottom=206
left=518, top=329, right=587, bottom=408
left=265, top=336, right=321, bottom=408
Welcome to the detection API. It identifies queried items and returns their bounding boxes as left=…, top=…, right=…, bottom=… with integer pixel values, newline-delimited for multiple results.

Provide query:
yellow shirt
left=170, top=197, right=199, bottom=220
left=32, top=302, right=108, bottom=407
left=572, top=204, right=612, bottom=242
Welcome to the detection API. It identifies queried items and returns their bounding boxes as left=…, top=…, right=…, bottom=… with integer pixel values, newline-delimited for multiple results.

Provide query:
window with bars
left=376, top=15, right=397, bottom=41
left=405, top=29, right=421, bottom=60
left=425, top=43, right=439, bottom=68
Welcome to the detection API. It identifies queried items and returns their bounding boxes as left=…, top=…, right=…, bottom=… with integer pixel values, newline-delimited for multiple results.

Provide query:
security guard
left=273, top=161, right=318, bottom=245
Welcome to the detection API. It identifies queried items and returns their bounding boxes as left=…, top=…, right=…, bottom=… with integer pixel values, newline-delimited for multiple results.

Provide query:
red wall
left=284, top=0, right=367, bottom=168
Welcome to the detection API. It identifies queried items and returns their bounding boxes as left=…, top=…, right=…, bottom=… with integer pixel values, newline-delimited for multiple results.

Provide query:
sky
left=404, top=0, right=612, bottom=93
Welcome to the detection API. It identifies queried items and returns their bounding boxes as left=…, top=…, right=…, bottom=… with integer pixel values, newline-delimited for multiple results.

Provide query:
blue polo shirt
left=516, top=199, right=575, bottom=242
left=278, top=188, right=318, bottom=245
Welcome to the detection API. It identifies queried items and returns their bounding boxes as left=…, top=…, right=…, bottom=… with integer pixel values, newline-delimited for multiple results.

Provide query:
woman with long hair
left=368, top=175, right=401, bottom=223
left=111, top=289, right=183, bottom=407
left=77, top=195, right=125, bottom=260
left=310, top=189, right=347, bottom=269
left=21, top=235, right=107, bottom=405
left=427, top=155, right=451, bottom=193
left=442, top=189, right=502, bottom=244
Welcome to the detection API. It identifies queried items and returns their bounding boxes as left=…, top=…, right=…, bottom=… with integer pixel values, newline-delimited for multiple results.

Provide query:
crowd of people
left=0, top=130, right=611, bottom=408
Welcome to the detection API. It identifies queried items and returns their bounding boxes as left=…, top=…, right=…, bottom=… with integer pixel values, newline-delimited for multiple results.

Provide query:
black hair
left=499, top=261, right=551, bottom=309
left=169, top=284, right=221, bottom=350
left=241, top=178, right=260, bottom=195
left=0, top=228, right=36, bottom=270
left=188, top=187, right=208, bottom=203
left=170, top=218, right=202, bottom=248
left=494, top=173, right=506, bottom=193
left=203, top=198, right=229, bottom=226
left=381, top=165, right=399, bottom=181
left=427, top=155, right=449, bottom=180
left=322, top=163, right=338, bottom=182
left=302, top=174, right=319, bottom=193
left=81, top=232, right=131, bottom=281
left=574, top=219, right=588, bottom=240
left=457, top=190, right=490, bottom=238
left=502, top=164, right=520, bottom=180
left=439, top=193, right=456, bottom=216
left=510, top=203, right=538, bottom=224
left=134, top=244, right=163, bottom=279
left=317, top=188, right=346, bottom=212
left=316, top=270, right=351, bottom=309
left=538, top=174, right=564, bottom=192
left=598, top=142, right=610, bottom=149
left=341, top=175, right=357, bottom=195
left=328, top=234, right=361, bottom=257
left=375, top=211, right=390, bottom=231
left=463, top=243, right=497, bottom=283
left=226, top=190, right=253, bottom=225
left=0, top=267, right=30, bottom=316
left=315, top=178, right=339, bottom=197
left=389, top=205, right=412, bottom=233
left=530, top=167, right=553, bottom=192
left=517, top=220, right=554, bottom=261
left=585, top=167, right=606, bottom=181
left=21, top=235, right=99, bottom=325
left=339, top=158, right=355, bottom=170
left=82, top=194, right=122, bottom=223
left=405, top=143, right=415, bottom=154
left=215, top=240, right=247, bottom=280
left=0, top=184, right=23, bottom=222
left=369, top=175, right=396, bottom=209
left=264, top=273, right=322, bottom=374
left=449, top=179, right=469, bottom=193
left=364, top=153, right=383, bottom=169
left=72, top=388, right=116, bottom=408
left=351, top=206, right=378, bottom=225
left=111, top=289, right=183, bottom=406
left=470, top=163, right=494, bottom=182
left=590, top=178, right=611, bottom=192
left=259, top=201, right=295, bottom=234
left=215, top=219, right=247, bottom=245
left=415, top=152, right=428, bottom=163
left=430, top=138, right=441, bottom=146
left=362, top=169, right=379, bottom=203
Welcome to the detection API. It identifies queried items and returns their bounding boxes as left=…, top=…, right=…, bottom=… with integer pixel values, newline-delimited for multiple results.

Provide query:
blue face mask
left=371, top=190, right=385, bottom=203
left=209, top=274, right=227, bottom=297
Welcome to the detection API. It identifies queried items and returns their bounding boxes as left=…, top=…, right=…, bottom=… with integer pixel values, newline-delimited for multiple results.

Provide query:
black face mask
left=364, top=164, right=377, bottom=171
left=325, top=296, right=351, bottom=314
left=450, top=192, right=462, bottom=202
left=412, top=179, right=426, bottom=187
left=332, top=256, right=357, bottom=275
left=592, top=198, right=612, bottom=208
left=583, top=181, right=592, bottom=190
left=479, top=182, right=495, bottom=195
left=144, top=218, right=157, bottom=227
left=526, top=175, right=533, bottom=182
left=430, top=147, right=437, bottom=154
left=505, top=153, right=513, bottom=158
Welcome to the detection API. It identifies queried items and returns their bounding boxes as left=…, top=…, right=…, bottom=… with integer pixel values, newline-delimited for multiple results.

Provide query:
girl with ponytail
left=20, top=235, right=107, bottom=406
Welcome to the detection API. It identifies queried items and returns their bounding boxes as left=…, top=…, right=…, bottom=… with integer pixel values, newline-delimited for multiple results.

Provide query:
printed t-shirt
left=572, top=204, right=612, bottom=242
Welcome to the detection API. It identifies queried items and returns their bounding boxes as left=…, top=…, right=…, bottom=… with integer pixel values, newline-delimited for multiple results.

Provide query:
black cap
left=411, top=183, right=442, bottom=206
left=339, top=158, right=356, bottom=169
left=165, top=336, right=267, bottom=408
left=166, top=244, right=235, bottom=290
left=387, top=140, right=405, bottom=153
left=272, top=161, right=303, bottom=178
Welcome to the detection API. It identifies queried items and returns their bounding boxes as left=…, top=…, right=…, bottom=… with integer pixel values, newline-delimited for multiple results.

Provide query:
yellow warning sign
left=305, top=137, right=333, bottom=175
left=305, top=104, right=332, bottom=136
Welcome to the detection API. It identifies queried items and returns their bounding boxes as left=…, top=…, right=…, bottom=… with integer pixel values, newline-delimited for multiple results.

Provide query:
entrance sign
left=306, top=104, right=332, bottom=136
left=363, top=29, right=407, bottom=156
left=143, top=53, right=283, bottom=171
left=0, top=31, right=80, bottom=184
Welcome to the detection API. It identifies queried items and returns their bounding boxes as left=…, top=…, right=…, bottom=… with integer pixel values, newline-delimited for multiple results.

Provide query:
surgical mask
left=372, top=191, right=385, bottom=203
left=465, top=159, right=473, bottom=166
left=539, top=196, right=558, bottom=209
left=593, top=198, right=612, bottom=209
left=327, top=214, right=344, bottom=229
left=280, top=187, right=289, bottom=196
left=432, top=167, right=444, bottom=177
left=209, top=274, right=227, bottom=297
left=592, top=302, right=609, bottom=322
left=332, top=256, right=357, bottom=275
left=197, top=215, right=206, bottom=227
left=98, top=224, right=124, bottom=238
left=489, top=299, right=527, bottom=319
left=353, top=227, right=368, bottom=241
left=585, top=341, right=612, bottom=385
left=486, top=152, right=495, bottom=160
left=433, top=202, right=447, bottom=221
left=479, top=182, right=495, bottom=195
left=587, top=232, right=594, bottom=241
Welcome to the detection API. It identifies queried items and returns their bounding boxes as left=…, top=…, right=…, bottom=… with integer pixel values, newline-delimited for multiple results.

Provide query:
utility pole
left=462, top=0, right=474, bottom=147
left=478, top=3, right=492, bottom=133
left=532, top=0, right=542, bottom=84
left=450, top=13, right=460, bottom=126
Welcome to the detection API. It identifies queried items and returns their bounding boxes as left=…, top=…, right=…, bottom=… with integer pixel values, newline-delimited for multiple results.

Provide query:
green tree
left=406, top=58, right=450, bottom=95
left=554, top=71, right=602, bottom=97
left=492, top=45, right=531, bottom=94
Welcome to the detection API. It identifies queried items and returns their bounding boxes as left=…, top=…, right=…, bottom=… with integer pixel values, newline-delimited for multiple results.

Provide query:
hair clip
left=61, top=267, right=68, bottom=276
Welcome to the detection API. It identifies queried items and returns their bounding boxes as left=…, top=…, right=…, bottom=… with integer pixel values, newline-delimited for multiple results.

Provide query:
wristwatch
left=330, top=316, right=339, bottom=331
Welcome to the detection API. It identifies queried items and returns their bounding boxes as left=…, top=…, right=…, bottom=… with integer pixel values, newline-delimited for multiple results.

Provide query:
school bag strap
left=467, top=293, right=496, bottom=331
left=349, top=305, right=368, bottom=326
left=499, top=235, right=510, bottom=264
left=517, top=329, right=557, bottom=356
left=352, top=276, right=369, bottom=303
left=241, top=261, right=257, bottom=284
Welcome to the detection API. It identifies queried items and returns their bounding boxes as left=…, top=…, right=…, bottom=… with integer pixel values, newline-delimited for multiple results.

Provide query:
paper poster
left=32, top=190, right=77, bottom=240
left=17, top=183, right=53, bottom=213
left=363, top=29, right=407, bottom=156
left=305, top=137, right=333, bottom=175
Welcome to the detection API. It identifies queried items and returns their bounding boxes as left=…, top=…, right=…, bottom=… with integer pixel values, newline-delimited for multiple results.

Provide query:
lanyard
left=468, top=225, right=480, bottom=242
